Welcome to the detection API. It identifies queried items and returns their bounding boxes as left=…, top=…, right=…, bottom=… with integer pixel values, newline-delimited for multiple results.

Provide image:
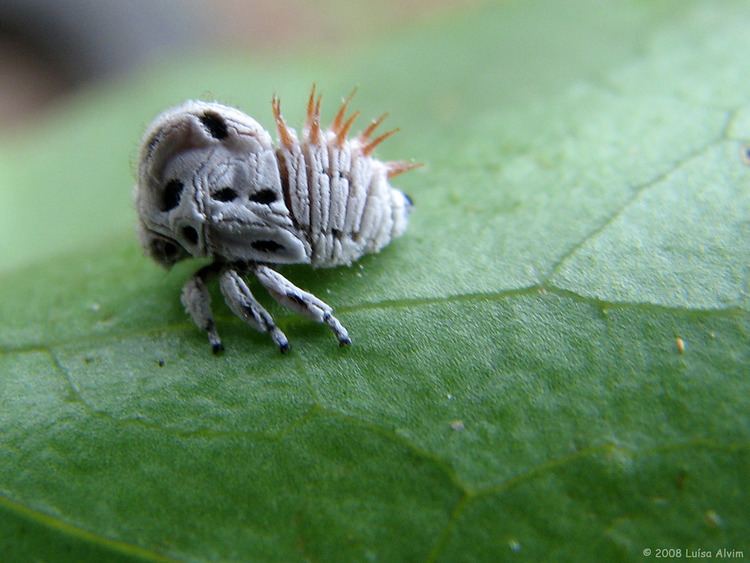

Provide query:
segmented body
left=276, top=126, right=408, bottom=267
left=136, top=87, right=417, bottom=270
left=134, top=87, right=419, bottom=352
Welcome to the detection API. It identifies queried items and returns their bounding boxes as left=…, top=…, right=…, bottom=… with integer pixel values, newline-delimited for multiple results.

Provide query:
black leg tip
left=279, top=342, right=290, bottom=354
left=211, top=342, right=225, bottom=355
left=339, top=337, right=352, bottom=348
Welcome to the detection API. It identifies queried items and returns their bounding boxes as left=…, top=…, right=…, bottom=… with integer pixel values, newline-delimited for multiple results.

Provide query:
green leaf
left=1, top=1, right=749, bottom=561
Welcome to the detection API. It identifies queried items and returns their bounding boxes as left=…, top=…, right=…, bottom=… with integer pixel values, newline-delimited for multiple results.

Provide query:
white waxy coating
left=135, top=97, right=413, bottom=269
left=134, top=91, right=417, bottom=352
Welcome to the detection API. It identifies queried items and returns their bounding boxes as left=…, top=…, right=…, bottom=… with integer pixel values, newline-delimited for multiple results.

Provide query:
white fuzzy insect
left=135, top=86, right=419, bottom=353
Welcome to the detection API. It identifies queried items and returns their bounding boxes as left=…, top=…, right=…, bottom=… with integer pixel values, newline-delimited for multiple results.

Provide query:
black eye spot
left=249, top=189, right=278, bottom=205
left=157, top=240, right=178, bottom=258
left=182, top=226, right=199, bottom=245
left=150, top=238, right=183, bottom=264
left=161, top=179, right=183, bottom=212
left=199, top=111, right=228, bottom=140
left=252, top=240, right=285, bottom=253
left=212, top=187, right=238, bottom=202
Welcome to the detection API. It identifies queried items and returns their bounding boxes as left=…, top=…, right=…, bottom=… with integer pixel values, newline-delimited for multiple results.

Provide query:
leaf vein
left=426, top=439, right=750, bottom=558
left=1, top=286, right=745, bottom=355
left=542, top=113, right=736, bottom=283
left=0, top=491, right=178, bottom=562
left=313, top=406, right=471, bottom=496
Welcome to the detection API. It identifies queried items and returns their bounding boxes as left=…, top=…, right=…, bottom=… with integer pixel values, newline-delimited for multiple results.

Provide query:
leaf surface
left=1, top=1, right=749, bottom=561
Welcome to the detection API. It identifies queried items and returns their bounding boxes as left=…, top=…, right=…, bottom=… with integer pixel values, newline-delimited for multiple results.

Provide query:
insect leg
left=219, top=268, right=290, bottom=353
left=254, top=265, right=351, bottom=347
left=181, top=265, right=224, bottom=354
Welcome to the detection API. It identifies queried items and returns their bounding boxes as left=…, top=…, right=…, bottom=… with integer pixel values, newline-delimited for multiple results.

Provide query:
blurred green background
left=0, top=0, right=475, bottom=272
left=0, top=1, right=748, bottom=562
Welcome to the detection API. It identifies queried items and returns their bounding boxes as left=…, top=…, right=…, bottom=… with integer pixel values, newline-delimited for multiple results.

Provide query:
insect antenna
left=362, top=128, right=399, bottom=156
left=331, top=87, right=358, bottom=133
left=359, top=113, right=389, bottom=141
left=336, top=111, right=360, bottom=147
left=305, top=84, right=323, bottom=144
left=272, top=94, right=294, bottom=148
left=306, top=83, right=317, bottom=125
left=386, top=160, right=424, bottom=178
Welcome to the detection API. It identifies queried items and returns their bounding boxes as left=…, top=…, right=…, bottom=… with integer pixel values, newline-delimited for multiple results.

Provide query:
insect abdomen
left=270, top=88, right=416, bottom=268
left=275, top=131, right=407, bottom=268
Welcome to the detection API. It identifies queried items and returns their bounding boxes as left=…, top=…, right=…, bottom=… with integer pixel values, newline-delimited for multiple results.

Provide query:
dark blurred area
left=0, top=0, right=211, bottom=128
left=0, top=0, right=470, bottom=131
